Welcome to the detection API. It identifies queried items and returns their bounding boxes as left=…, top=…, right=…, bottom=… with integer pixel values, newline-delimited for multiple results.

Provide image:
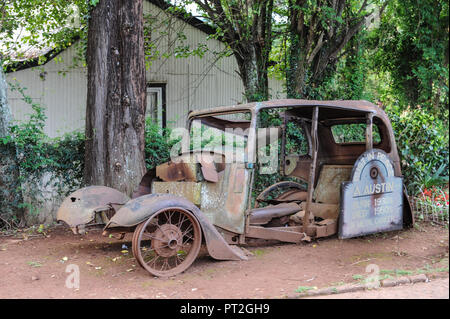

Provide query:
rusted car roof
left=188, top=99, right=380, bottom=119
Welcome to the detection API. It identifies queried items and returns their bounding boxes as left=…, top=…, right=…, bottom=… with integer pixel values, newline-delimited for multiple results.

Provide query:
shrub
left=387, top=105, right=449, bottom=194
left=144, top=118, right=181, bottom=170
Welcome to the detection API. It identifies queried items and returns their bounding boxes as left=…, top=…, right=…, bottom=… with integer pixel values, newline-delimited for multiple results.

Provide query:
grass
left=295, top=286, right=316, bottom=293
left=27, top=261, right=42, bottom=268
left=380, top=269, right=414, bottom=276
left=352, top=274, right=364, bottom=281
left=351, top=262, right=449, bottom=284
left=252, top=249, right=266, bottom=258
left=330, top=281, right=345, bottom=286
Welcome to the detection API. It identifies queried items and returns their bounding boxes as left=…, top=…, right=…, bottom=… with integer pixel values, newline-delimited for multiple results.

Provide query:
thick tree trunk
left=84, top=0, right=146, bottom=196
left=235, top=44, right=270, bottom=102
left=0, top=65, right=24, bottom=226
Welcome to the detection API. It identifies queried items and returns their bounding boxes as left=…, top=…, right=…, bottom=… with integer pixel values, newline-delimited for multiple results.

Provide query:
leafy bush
left=144, top=118, right=181, bottom=170
left=1, top=84, right=86, bottom=216
left=387, top=105, right=449, bottom=193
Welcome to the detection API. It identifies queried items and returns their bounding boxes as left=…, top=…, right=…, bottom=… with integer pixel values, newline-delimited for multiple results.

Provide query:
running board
left=246, top=226, right=306, bottom=243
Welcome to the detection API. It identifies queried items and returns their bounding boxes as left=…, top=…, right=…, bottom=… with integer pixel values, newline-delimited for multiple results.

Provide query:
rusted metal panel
left=56, top=186, right=129, bottom=234
left=299, top=202, right=339, bottom=220
left=200, top=163, right=250, bottom=234
left=315, top=219, right=338, bottom=238
left=132, top=169, right=156, bottom=198
left=198, top=157, right=219, bottom=182
left=255, top=181, right=306, bottom=206
left=275, top=189, right=308, bottom=202
left=152, top=181, right=202, bottom=206
left=156, top=161, right=197, bottom=182
left=304, top=106, right=319, bottom=228
left=249, top=202, right=301, bottom=225
left=155, top=152, right=223, bottom=183
left=313, top=165, right=352, bottom=204
left=247, top=226, right=305, bottom=243
left=338, top=149, right=403, bottom=239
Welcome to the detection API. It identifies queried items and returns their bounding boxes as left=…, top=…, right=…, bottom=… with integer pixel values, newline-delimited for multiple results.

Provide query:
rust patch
left=299, top=202, right=339, bottom=220
left=56, top=186, right=129, bottom=233
left=156, top=161, right=197, bottom=182
left=313, top=165, right=352, bottom=204
left=198, top=156, right=219, bottom=183
left=152, top=182, right=202, bottom=206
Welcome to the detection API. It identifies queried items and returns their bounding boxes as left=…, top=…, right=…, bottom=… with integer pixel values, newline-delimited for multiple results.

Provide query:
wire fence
left=409, top=188, right=449, bottom=226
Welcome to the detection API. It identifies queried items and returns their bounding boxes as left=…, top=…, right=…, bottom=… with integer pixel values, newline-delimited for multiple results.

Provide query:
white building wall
left=6, top=2, right=285, bottom=137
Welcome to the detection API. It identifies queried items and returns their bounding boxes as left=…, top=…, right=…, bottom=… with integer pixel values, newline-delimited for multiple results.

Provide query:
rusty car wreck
left=57, top=99, right=414, bottom=277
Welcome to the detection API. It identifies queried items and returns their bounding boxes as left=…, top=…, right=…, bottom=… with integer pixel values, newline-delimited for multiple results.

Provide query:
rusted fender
left=105, top=193, right=247, bottom=261
left=57, top=186, right=130, bottom=233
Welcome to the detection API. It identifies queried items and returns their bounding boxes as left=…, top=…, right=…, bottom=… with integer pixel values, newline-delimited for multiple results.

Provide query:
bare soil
left=0, top=222, right=448, bottom=299
left=311, top=277, right=449, bottom=299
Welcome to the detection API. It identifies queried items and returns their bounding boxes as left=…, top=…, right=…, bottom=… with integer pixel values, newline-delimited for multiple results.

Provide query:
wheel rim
left=132, top=207, right=202, bottom=277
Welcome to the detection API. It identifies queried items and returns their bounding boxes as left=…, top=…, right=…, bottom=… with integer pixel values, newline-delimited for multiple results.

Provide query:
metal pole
left=304, top=106, right=319, bottom=233
left=366, top=113, right=373, bottom=151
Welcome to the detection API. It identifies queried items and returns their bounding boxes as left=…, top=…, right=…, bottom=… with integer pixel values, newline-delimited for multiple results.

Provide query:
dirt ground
left=0, top=222, right=448, bottom=299
left=311, top=277, right=449, bottom=299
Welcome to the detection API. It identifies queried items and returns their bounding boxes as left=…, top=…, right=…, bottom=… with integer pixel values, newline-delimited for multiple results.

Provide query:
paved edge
left=285, top=272, right=449, bottom=299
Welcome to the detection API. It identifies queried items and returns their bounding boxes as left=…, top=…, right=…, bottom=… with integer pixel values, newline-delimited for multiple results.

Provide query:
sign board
left=338, top=149, right=403, bottom=239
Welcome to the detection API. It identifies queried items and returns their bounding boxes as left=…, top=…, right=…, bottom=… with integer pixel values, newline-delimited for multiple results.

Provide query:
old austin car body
left=57, top=99, right=414, bottom=276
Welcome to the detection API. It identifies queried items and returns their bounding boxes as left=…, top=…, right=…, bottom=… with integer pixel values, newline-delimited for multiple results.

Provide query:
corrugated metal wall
left=6, top=2, right=285, bottom=137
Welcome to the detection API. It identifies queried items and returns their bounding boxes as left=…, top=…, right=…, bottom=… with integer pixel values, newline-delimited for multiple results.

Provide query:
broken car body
left=57, top=99, right=414, bottom=276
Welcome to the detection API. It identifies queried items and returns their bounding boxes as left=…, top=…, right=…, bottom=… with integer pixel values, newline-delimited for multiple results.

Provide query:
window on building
left=146, top=84, right=166, bottom=128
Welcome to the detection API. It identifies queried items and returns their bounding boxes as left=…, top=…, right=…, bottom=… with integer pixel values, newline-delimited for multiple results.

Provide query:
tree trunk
left=235, top=44, right=270, bottom=102
left=0, top=65, right=24, bottom=226
left=192, top=0, right=273, bottom=103
left=84, top=0, right=146, bottom=196
left=286, top=0, right=369, bottom=99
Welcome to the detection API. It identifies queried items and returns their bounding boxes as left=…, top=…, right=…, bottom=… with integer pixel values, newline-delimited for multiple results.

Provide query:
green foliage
left=0, top=0, right=89, bottom=70
left=284, top=0, right=370, bottom=99
left=143, top=7, right=210, bottom=70
left=331, top=123, right=381, bottom=144
left=313, top=31, right=369, bottom=100
left=251, top=108, right=307, bottom=206
left=0, top=83, right=85, bottom=211
left=295, top=286, right=316, bottom=293
left=367, top=0, right=449, bottom=111
left=285, top=121, right=308, bottom=155
left=387, top=105, right=449, bottom=193
left=144, top=118, right=181, bottom=170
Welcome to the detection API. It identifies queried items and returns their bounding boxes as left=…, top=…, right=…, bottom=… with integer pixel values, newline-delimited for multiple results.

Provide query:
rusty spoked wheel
left=132, top=207, right=202, bottom=277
